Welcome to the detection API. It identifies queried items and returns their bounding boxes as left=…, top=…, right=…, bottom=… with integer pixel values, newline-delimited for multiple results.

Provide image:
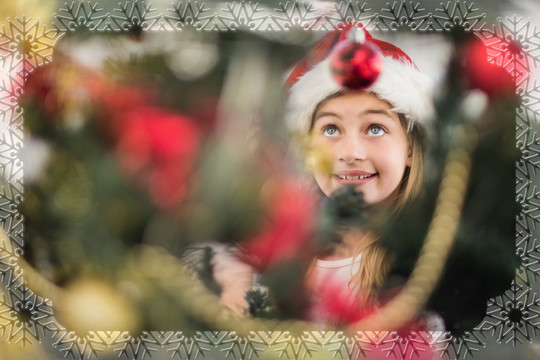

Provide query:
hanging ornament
left=329, top=28, right=383, bottom=90
left=462, top=36, right=515, bottom=99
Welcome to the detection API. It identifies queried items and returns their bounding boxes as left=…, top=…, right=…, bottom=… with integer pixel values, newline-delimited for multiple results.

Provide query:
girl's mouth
left=334, top=173, right=377, bottom=184
left=335, top=174, right=376, bottom=180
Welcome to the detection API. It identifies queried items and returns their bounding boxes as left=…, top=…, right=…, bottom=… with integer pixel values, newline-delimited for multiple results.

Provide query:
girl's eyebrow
left=313, top=111, right=340, bottom=121
left=359, top=109, right=394, bottom=118
left=314, top=108, right=393, bottom=123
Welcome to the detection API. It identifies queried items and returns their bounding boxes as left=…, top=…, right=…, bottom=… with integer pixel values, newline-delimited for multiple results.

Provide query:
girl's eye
left=322, top=125, right=340, bottom=137
left=367, top=124, right=386, bottom=137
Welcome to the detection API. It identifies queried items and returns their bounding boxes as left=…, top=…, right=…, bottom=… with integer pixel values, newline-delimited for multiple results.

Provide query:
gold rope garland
left=1, top=123, right=477, bottom=336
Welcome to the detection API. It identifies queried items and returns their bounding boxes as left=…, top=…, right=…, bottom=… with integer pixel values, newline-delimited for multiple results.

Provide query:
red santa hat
left=285, top=23, right=434, bottom=134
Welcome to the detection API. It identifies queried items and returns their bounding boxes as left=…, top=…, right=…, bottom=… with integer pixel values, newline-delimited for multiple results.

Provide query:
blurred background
left=1, top=0, right=540, bottom=359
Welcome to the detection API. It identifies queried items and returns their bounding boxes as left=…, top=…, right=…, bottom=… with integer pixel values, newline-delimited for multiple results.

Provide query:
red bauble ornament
left=329, top=33, right=383, bottom=90
left=463, top=36, right=515, bottom=98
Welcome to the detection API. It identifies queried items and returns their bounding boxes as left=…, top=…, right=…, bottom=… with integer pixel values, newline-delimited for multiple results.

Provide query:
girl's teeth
left=337, top=174, right=373, bottom=180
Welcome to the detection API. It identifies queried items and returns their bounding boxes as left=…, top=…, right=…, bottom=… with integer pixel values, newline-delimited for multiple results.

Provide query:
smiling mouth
left=335, top=174, right=377, bottom=180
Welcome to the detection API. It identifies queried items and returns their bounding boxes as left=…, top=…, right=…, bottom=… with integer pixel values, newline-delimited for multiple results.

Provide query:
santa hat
left=285, top=23, right=434, bottom=134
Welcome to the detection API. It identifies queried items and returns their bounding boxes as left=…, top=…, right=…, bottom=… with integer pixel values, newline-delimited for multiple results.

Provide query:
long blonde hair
left=350, top=116, right=426, bottom=306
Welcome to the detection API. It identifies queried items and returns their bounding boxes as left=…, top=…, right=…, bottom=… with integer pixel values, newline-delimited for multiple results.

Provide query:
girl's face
left=310, top=92, right=411, bottom=204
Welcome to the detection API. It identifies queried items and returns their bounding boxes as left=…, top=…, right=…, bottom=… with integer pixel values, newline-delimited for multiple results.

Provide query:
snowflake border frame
left=1, top=0, right=540, bottom=359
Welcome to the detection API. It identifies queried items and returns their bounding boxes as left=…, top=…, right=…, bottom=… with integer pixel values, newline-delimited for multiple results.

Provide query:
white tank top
left=308, top=255, right=362, bottom=324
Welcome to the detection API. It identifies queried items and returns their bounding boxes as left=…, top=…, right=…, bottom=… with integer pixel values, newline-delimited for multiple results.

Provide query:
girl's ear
left=406, top=145, right=413, bottom=166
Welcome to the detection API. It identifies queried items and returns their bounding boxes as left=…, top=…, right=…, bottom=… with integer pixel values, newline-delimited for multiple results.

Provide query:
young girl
left=283, top=23, right=438, bottom=328
left=206, top=23, right=441, bottom=330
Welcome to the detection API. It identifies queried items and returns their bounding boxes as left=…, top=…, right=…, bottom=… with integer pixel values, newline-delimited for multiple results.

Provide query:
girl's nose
left=337, top=135, right=367, bottom=163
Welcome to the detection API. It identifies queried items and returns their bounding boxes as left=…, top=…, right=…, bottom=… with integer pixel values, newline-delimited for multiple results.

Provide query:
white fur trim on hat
left=285, top=56, right=435, bottom=134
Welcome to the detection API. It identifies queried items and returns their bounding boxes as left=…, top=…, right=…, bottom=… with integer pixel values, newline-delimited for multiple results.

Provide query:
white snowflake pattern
left=108, top=0, right=162, bottom=33
left=0, top=16, right=60, bottom=80
left=323, top=330, right=379, bottom=359
left=53, top=0, right=110, bottom=32
left=517, top=216, right=539, bottom=288
left=53, top=330, right=111, bottom=360
left=163, top=1, right=213, bottom=30
left=477, top=283, right=540, bottom=346
left=518, top=238, right=540, bottom=282
left=378, top=331, right=435, bottom=360
left=516, top=103, right=540, bottom=150
left=523, top=81, right=540, bottom=114
left=376, top=0, right=432, bottom=32
left=477, top=16, right=540, bottom=91
left=216, top=331, right=266, bottom=359
left=517, top=183, right=540, bottom=232
left=0, top=285, right=56, bottom=345
left=0, top=80, right=24, bottom=134
left=0, top=1, right=537, bottom=360
left=432, top=331, right=485, bottom=359
left=516, top=106, right=540, bottom=236
left=255, top=330, right=320, bottom=360
left=330, top=1, right=376, bottom=31
left=0, top=127, right=23, bottom=183
left=107, top=331, right=162, bottom=360
left=0, top=168, right=23, bottom=254
left=273, top=1, right=324, bottom=30
left=163, top=331, right=212, bottom=359
left=0, top=232, right=23, bottom=290
left=431, top=0, right=487, bottom=32
left=215, top=1, right=270, bottom=31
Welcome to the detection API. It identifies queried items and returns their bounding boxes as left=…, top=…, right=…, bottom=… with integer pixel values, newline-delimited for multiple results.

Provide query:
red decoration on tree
left=463, top=36, right=515, bottom=98
left=114, top=105, right=201, bottom=210
left=329, top=28, right=383, bottom=90
left=241, top=180, right=316, bottom=273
